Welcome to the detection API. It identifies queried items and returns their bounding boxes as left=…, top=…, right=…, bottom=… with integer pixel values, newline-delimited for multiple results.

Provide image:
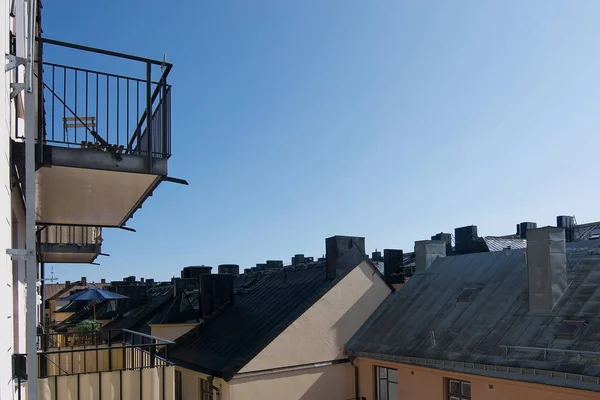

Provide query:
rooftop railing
left=36, top=38, right=172, bottom=164
left=14, top=330, right=175, bottom=399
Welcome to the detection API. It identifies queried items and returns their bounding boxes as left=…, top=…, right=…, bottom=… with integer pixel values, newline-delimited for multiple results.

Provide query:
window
left=175, top=371, right=182, bottom=400
left=447, top=378, right=471, bottom=400
left=199, top=378, right=213, bottom=400
left=376, top=366, right=398, bottom=400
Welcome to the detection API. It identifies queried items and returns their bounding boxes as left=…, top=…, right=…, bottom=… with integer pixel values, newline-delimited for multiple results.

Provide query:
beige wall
left=28, top=366, right=175, bottom=400
left=175, top=261, right=390, bottom=400
left=54, top=311, right=75, bottom=323
left=231, top=363, right=353, bottom=400
left=241, top=261, right=390, bottom=372
left=176, top=367, right=230, bottom=400
left=151, top=323, right=198, bottom=342
left=356, top=357, right=600, bottom=400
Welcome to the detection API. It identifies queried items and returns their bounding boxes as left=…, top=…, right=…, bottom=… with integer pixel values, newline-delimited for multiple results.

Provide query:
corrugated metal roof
left=346, top=240, right=600, bottom=391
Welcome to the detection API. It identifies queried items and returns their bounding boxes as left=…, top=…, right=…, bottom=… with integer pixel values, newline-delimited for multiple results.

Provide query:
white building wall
left=2, top=0, right=31, bottom=398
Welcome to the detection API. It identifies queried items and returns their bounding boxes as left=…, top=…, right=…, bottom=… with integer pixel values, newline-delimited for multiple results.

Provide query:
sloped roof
left=347, top=240, right=600, bottom=391
left=482, top=237, right=527, bottom=252
left=102, top=284, right=174, bottom=338
left=169, top=249, right=368, bottom=380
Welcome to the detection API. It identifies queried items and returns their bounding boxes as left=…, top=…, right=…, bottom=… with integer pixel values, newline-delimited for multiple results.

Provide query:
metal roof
left=482, top=237, right=527, bottom=252
left=169, top=248, right=368, bottom=380
left=346, top=240, right=600, bottom=391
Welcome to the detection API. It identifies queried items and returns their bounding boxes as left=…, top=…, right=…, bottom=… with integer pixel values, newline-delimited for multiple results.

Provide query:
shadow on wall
left=232, top=363, right=353, bottom=400
left=332, top=264, right=391, bottom=359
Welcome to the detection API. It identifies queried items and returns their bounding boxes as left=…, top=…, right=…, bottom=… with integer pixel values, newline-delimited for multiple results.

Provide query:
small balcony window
left=375, top=366, right=398, bottom=400
left=447, top=378, right=471, bottom=400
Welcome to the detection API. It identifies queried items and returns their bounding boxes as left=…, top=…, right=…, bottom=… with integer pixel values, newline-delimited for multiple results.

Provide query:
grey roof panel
left=346, top=240, right=600, bottom=390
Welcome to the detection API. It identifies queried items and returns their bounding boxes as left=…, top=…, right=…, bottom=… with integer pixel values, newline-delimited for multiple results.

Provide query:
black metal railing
left=38, top=225, right=102, bottom=246
left=36, top=37, right=172, bottom=164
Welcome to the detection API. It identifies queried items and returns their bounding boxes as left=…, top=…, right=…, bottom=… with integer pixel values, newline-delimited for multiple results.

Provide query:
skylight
left=555, top=320, right=584, bottom=340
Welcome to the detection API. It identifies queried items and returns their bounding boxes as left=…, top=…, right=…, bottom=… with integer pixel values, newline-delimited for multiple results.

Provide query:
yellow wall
left=355, top=357, right=600, bottom=400
left=53, top=311, right=74, bottom=323
left=240, top=261, right=390, bottom=372
left=150, top=323, right=198, bottom=342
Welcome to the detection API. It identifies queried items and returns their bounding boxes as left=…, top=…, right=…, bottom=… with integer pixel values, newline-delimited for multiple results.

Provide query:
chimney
left=243, top=268, right=251, bottom=274
left=519, top=222, right=537, bottom=240
left=200, top=274, right=234, bottom=318
left=123, top=276, right=136, bottom=283
left=181, top=266, right=212, bottom=279
left=218, top=264, right=240, bottom=275
left=100, top=279, right=106, bottom=284
left=557, top=216, right=575, bottom=243
left=383, top=249, right=404, bottom=283
left=431, top=232, right=452, bottom=255
left=325, top=236, right=366, bottom=280
left=526, top=227, right=567, bottom=313
left=454, top=226, right=478, bottom=254
left=265, top=260, right=283, bottom=269
left=81, top=277, right=87, bottom=286
left=140, top=277, right=145, bottom=283
left=371, top=250, right=383, bottom=262
left=146, top=278, right=154, bottom=285
left=65, top=280, right=71, bottom=287
left=414, top=240, right=446, bottom=272
left=292, top=254, right=306, bottom=265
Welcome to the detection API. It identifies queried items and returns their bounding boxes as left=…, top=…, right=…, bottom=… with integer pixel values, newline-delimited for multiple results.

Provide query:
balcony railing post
left=161, top=76, right=167, bottom=157
left=146, top=61, right=153, bottom=172
left=37, top=37, right=44, bottom=165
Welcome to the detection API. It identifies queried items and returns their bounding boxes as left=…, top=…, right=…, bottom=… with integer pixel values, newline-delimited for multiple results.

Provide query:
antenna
left=44, top=266, right=58, bottom=282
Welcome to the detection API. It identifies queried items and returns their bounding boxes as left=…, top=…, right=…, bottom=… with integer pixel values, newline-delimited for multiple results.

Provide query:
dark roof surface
left=347, top=240, right=600, bottom=391
left=170, top=249, right=367, bottom=380
left=482, top=237, right=527, bottom=252
left=99, top=284, right=174, bottom=338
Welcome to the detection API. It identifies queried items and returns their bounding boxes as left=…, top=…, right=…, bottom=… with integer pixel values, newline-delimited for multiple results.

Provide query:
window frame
left=375, top=366, right=398, bottom=400
left=199, top=377, right=213, bottom=400
left=174, top=370, right=182, bottom=400
left=446, top=378, right=471, bottom=400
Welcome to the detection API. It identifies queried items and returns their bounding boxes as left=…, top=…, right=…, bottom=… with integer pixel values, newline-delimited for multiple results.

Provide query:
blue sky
left=43, top=1, right=600, bottom=282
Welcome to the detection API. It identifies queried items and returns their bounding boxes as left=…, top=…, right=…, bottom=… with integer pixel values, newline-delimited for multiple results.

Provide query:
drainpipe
left=350, top=356, right=360, bottom=400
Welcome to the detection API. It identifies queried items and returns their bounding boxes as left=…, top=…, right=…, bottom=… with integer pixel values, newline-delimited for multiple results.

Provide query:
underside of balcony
left=38, top=225, right=103, bottom=263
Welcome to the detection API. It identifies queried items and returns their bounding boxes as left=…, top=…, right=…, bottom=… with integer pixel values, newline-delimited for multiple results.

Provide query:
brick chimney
left=325, top=236, right=366, bottom=280
left=527, top=227, right=567, bottom=313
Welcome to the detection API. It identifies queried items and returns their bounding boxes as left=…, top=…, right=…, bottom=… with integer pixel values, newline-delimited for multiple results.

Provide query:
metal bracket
left=10, top=82, right=24, bottom=99
left=5, top=54, right=26, bottom=72
left=6, top=248, right=34, bottom=260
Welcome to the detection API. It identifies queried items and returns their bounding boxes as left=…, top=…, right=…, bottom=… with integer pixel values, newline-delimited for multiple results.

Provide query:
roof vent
left=554, top=320, right=584, bottom=340
left=456, top=288, right=478, bottom=303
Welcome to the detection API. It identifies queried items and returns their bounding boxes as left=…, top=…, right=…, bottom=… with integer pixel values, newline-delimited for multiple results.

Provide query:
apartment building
left=346, top=219, right=600, bottom=399
left=1, top=0, right=184, bottom=397
left=164, top=236, right=391, bottom=400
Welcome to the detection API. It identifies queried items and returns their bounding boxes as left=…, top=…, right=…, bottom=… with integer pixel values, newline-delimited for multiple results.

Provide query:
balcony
left=12, top=37, right=180, bottom=229
left=38, top=225, right=103, bottom=263
left=14, top=330, right=175, bottom=400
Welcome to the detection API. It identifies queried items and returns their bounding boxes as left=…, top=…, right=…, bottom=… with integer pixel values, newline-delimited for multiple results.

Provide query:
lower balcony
left=14, top=330, right=175, bottom=400
left=38, top=225, right=103, bottom=263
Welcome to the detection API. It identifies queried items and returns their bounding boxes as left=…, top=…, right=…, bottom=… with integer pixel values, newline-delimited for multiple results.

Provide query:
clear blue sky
left=43, top=1, right=600, bottom=283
